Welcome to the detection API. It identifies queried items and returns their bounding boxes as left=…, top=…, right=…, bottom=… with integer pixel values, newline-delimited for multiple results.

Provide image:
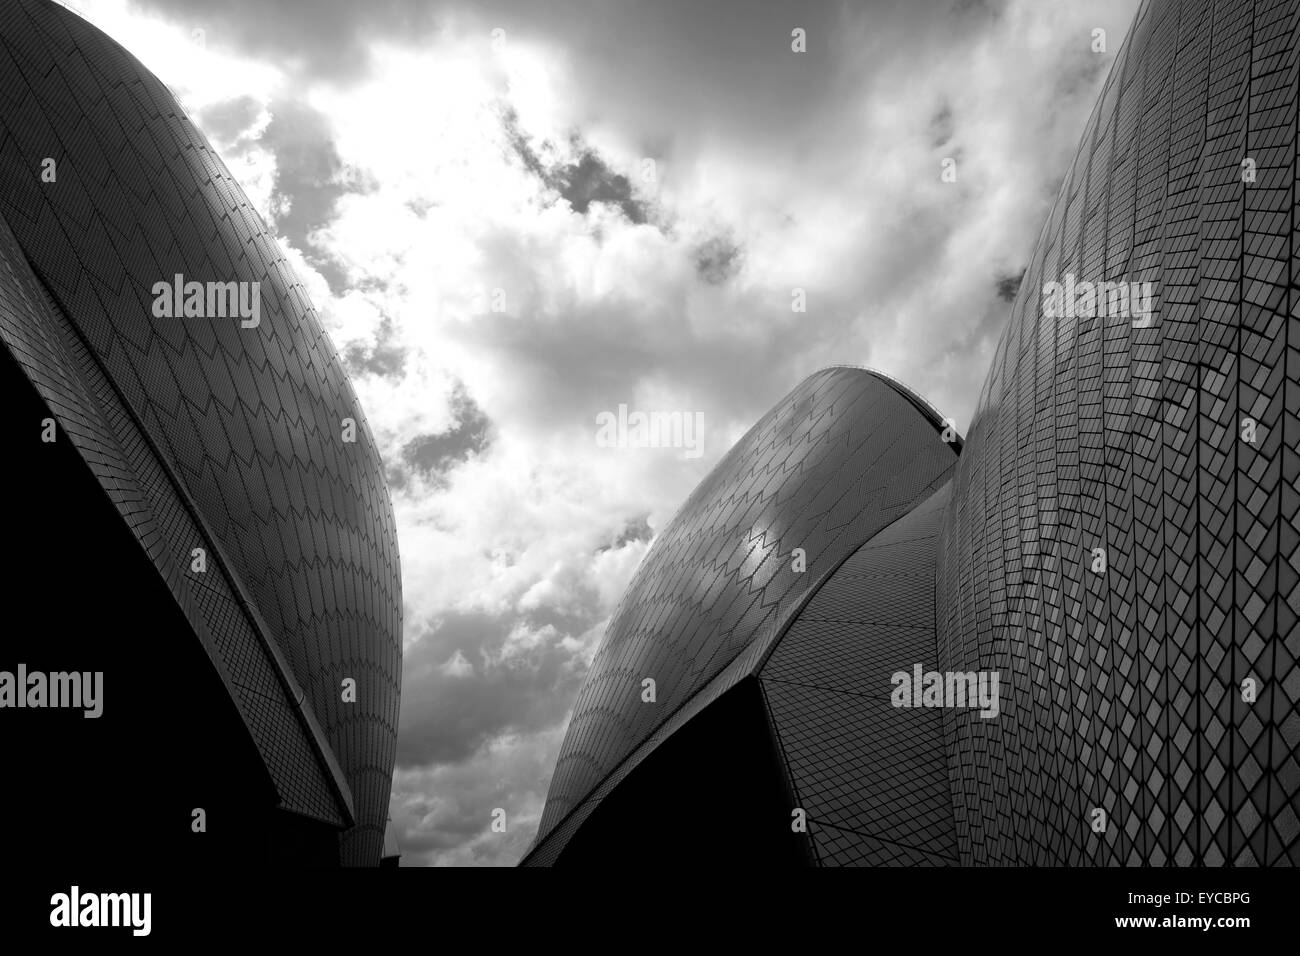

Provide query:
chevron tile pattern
left=0, top=0, right=402, bottom=865
left=935, top=0, right=1300, bottom=866
left=528, top=0, right=1299, bottom=868
left=530, top=367, right=959, bottom=856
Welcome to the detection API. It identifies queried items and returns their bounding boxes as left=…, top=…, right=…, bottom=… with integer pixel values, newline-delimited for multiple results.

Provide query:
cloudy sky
left=65, top=0, right=1141, bottom=865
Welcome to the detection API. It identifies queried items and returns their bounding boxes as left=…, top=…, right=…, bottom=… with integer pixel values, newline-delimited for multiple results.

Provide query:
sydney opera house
left=3, top=0, right=1296, bottom=873
left=525, top=0, right=1300, bottom=866
left=0, top=1, right=400, bottom=866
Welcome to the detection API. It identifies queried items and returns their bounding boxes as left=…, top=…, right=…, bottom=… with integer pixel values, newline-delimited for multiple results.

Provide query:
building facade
left=525, top=0, right=1300, bottom=866
left=0, top=0, right=401, bottom=866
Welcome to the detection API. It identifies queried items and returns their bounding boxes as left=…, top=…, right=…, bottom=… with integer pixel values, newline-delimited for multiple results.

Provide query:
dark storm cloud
left=500, top=108, right=547, bottom=179
left=344, top=316, right=408, bottom=378
left=929, top=103, right=955, bottom=148
left=554, top=150, right=647, bottom=224
left=395, top=609, right=592, bottom=768
left=502, top=110, right=651, bottom=225
left=391, top=738, right=557, bottom=865
left=691, top=234, right=744, bottom=285
left=259, top=99, right=370, bottom=292
left=399, top=384, right=493, bottom=478
left=996, top=270, right=1024, bottom=302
